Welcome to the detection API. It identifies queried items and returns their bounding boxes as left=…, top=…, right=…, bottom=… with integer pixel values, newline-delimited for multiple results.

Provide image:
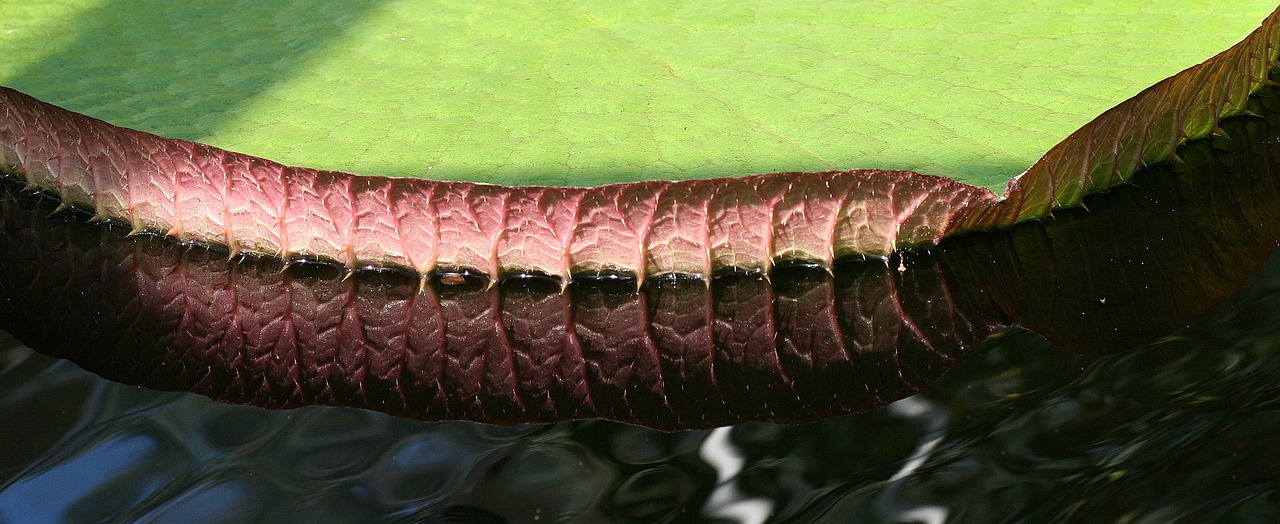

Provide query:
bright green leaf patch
left=0, top=0, right=1274, bottom=189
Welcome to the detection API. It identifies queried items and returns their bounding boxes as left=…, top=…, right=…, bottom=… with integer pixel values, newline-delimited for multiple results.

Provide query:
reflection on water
left=3, top=252, right=1280, bottom=521
left=6, top=66, right=1280, bottom=524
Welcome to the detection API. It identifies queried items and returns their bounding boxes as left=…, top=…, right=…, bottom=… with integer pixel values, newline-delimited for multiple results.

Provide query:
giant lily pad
left=4, top=4, right=1280, bottom=280
left=4, top=3, right=1280, bottom=427
left=6, top=3, right=1280, bottom=517
left=0, top=1, right=1275, bottom=188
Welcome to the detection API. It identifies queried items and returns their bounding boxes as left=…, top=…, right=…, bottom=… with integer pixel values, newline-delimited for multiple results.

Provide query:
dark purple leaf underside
left=3, top=9, right=1280, bottom=430
left=3, top=81, right=1280, bottom=428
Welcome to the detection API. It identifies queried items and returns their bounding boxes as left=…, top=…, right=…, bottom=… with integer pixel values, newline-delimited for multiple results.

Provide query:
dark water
left=6, top=72, right=1280, bottom=524
left=3, top=251, right=1280, bottom=523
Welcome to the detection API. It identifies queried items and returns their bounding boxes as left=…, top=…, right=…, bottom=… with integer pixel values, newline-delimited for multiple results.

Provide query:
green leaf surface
left=1, top=0, right=1274, bottom=189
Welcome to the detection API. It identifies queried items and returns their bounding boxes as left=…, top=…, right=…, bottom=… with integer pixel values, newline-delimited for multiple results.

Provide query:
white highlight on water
left=698, top=426, right=774, bottom=524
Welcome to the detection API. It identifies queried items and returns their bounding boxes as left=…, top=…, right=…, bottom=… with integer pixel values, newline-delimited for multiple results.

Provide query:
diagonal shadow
left=2, top=0, right=385, bottom=143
